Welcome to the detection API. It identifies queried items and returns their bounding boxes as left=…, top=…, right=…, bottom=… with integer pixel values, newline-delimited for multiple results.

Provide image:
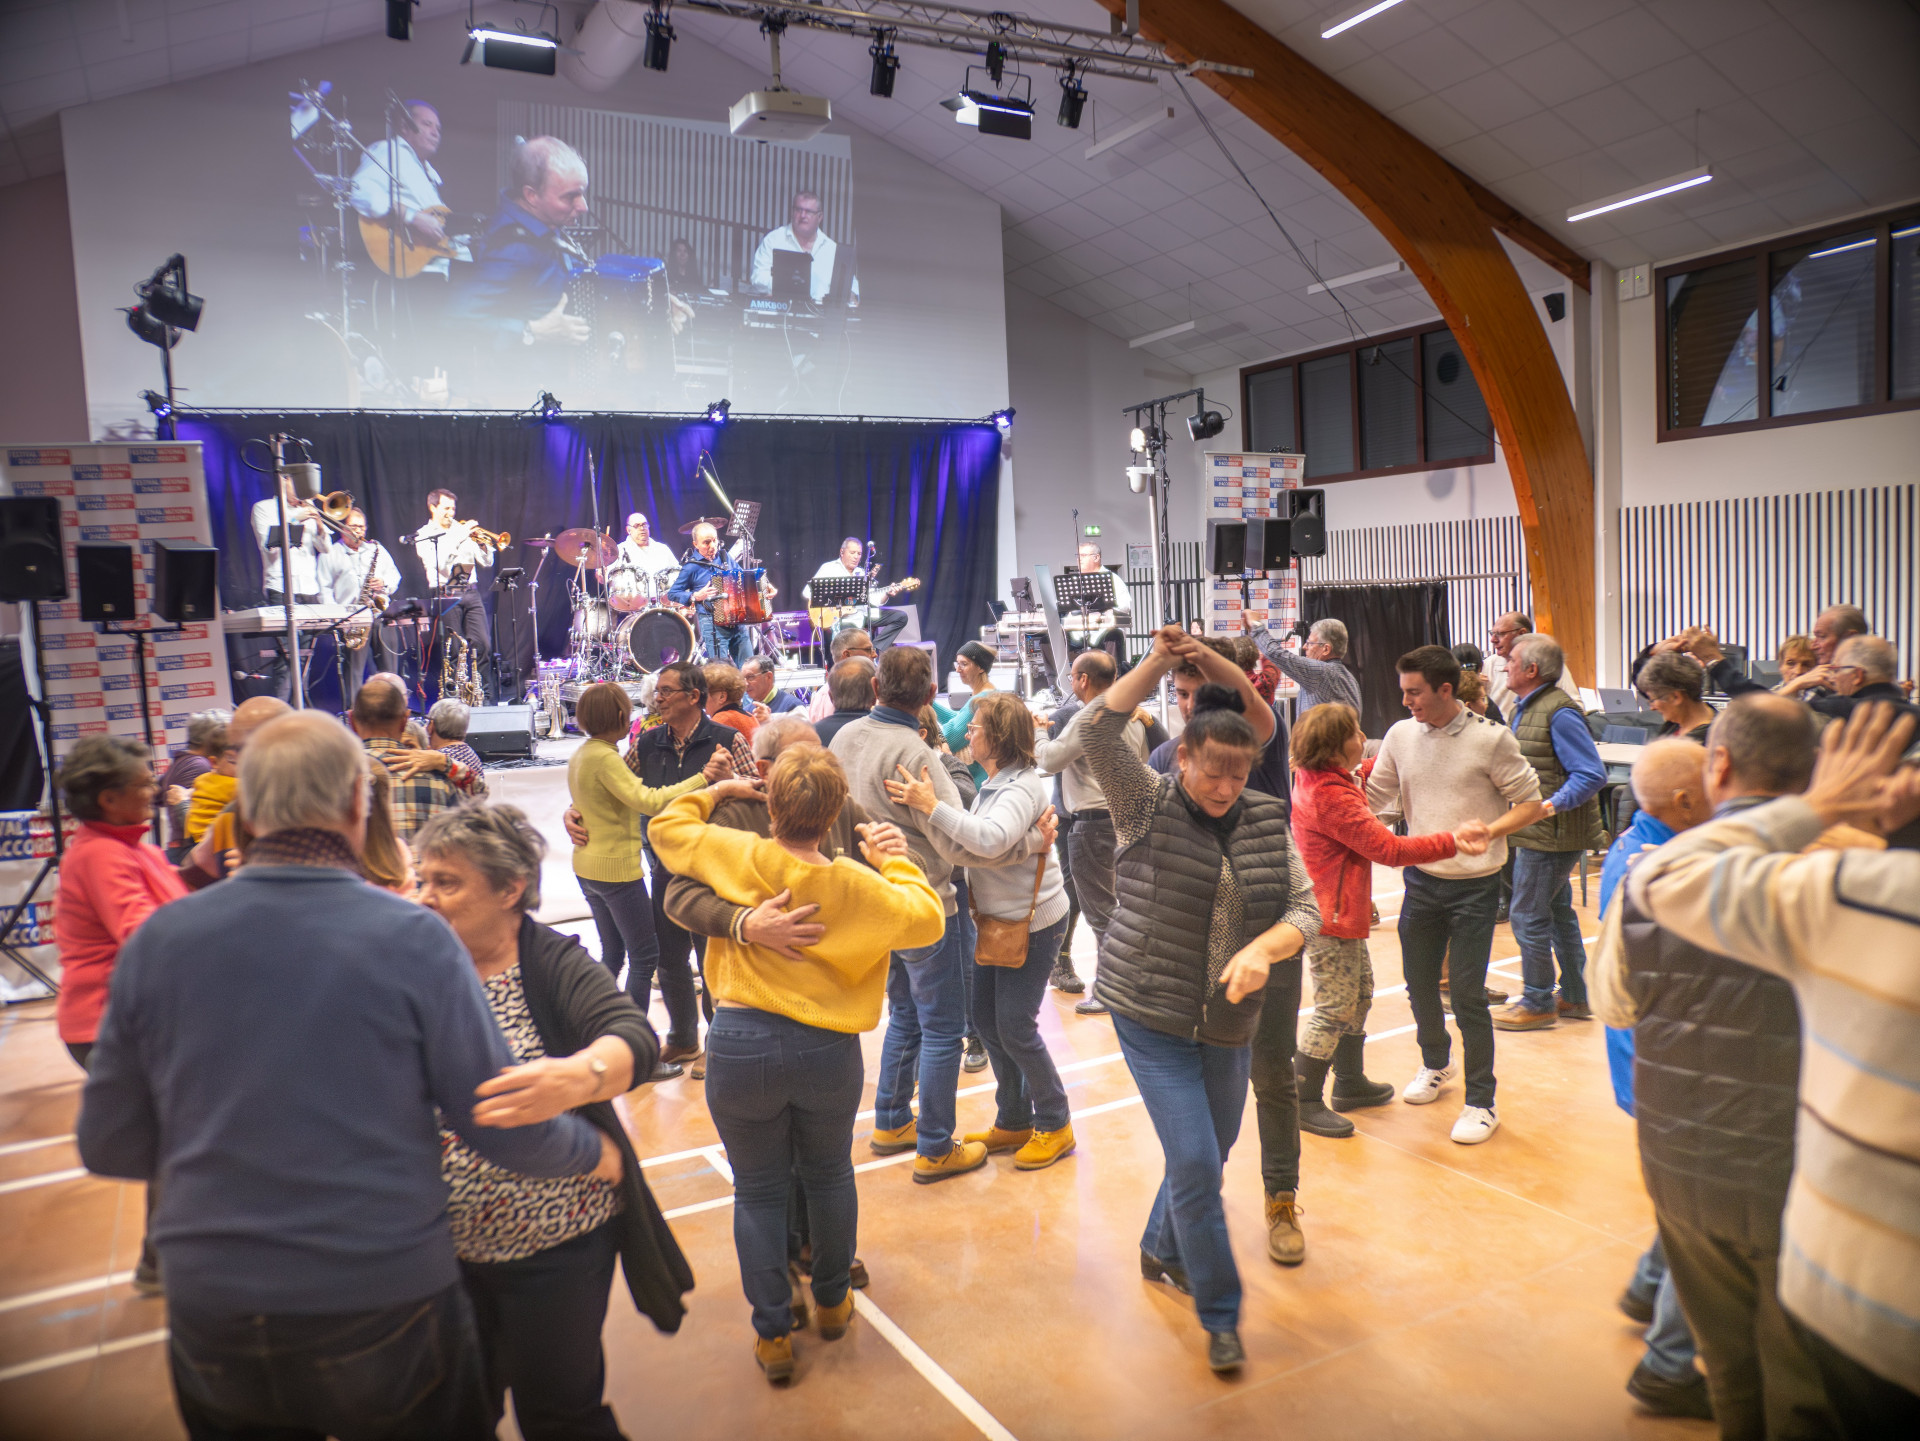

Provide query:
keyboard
left=223, top=604, right=357, bottom=633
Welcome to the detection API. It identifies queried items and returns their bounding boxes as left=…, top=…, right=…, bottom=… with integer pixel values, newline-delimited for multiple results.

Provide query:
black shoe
left=962, top=1038, right=988, bottom=1073
left=1295, top=1054, right=1355, bottom=1137
left=1140, top=1249, right=1190, bottom=1295
left=1074, top=997, right=1109, bottom=1016
left=1207, top=1329, right=1245, bottom=1373
left=1328, top=1035, right=1397, bottom=1111
left=1051, top=966, right=1086, bottom=994
left=1626, top=1359, right=1714, bottom=1419
left=1617, top=1288, right=1655, bottom=1326
left=649, top=1060, right=684, bottom=1082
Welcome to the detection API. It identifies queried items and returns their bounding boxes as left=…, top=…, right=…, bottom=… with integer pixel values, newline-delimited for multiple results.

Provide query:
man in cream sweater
left=1368, top=645, right=1545, bottom=1145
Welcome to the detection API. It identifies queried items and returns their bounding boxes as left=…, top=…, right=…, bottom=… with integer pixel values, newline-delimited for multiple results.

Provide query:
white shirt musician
left=413, top=488, right=496, bottom=704
left=604, top=513, right=681, bottom=583
left=804, top=537, right=907, bottom=649
left=250, top=478, right=332, bottom=602
left=321, top=507, right=403, bottom=688
left=750, top=192, right=859, bottom=305
left=1064, top=542, right=1132, bottom=652
left=349, top=102, right=459, bottom=279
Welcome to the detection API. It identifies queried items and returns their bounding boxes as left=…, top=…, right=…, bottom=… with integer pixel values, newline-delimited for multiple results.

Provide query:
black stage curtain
left=1303, top=583, right=1450, bottom=739
left=177, top=411, right=1000, bottom=693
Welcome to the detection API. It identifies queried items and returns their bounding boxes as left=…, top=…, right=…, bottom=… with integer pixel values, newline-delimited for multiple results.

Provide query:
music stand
left=810, top=574, right=870, bottom=666
left=1053, top=568, right=1116, bottom=620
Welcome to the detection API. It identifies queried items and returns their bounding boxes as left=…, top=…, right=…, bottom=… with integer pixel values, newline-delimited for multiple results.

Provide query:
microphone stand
left=270, top=433, right=304, bottom=709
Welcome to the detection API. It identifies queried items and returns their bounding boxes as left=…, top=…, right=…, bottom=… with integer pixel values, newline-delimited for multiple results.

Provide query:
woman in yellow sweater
left=567, top=684, right=729, bottom=1063
left=648, top=747, right=943, bottom=1385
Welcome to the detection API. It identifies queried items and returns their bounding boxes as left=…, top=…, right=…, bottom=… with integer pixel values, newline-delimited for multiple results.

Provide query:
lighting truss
left=673, top=0, right=1253, bottom=83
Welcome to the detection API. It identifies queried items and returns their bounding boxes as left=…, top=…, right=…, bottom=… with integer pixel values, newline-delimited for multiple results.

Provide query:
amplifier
left=465, top=703, right=535, bottom=760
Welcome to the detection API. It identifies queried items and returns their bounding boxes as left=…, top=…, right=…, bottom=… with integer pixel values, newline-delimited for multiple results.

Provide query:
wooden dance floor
left=0, top=746, right=1709, bottom=1439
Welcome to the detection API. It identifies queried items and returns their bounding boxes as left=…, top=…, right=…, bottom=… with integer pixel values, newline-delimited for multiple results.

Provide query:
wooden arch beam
left=1096, top=0, right=1597, bottom=684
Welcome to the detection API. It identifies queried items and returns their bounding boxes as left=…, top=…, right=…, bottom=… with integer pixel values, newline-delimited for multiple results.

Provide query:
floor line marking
left=0, top=1167, right=87, bottom=1196
left=701, top=1146, right=734, bottom=1185
left=0, top=1271, right=134, bottom=1316
left=0, top=1134, right=74, bottom=1159
left=0, top=1328, right=169, bottom=1386
left=852, top=1291, right=1021, bottom=1441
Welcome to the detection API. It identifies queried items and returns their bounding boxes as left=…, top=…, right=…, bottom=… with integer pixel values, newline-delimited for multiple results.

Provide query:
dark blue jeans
left=872, top=919, right=966, bottom=1157
left=704, top=1007, right=864, bottom=1340
left=1510, top=847, right=1588, bottom=1012
left=1112, top=1012, right=1251, bottom=1333
left=169, top=1281, right=492, bottom=1441
left=1398, top=867, right=1500, bottom=1108
left=975, top=912, right=1071, bottom=1132
left=955, top=874, right=980, bottom=1043
left=460, top=1222, right=624, bottom=1440
left=1627, top=1234, right=1699, bottom=1385
left=644, top=855, right=704, bottom=1050
left=577, top=874, right=660, bottom=1009
left=696, top=613, right=753, bottom=667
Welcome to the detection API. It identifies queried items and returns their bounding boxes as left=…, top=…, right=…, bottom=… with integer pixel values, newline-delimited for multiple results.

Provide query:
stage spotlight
left=1057, top=68, right=1087, bottom=129
left=140, top=389, right=173, bottom=421
left=706, top=399, right=732, bottom=424
left=465, top=24, right=559, bottom=75
left=943, top=89, right=1032, bottom=140
left=869, top=32, right=898, bottom=97
left=990, top=408, right=1014, bottom=432
left=1186, top=406, right=1226, bottom=442
left=1126, top=464, right=1154, bottom=494
left=124, top=306, right=178, bottom=349
left=985, top=40, right=1007, bottom=85
left=138, top=254, right=203, bottom=332
left=386, top=0, right=415, bottom=41
left=536, top=390, right=563, bottom=420
left=643, top=3, right=674, bottom=72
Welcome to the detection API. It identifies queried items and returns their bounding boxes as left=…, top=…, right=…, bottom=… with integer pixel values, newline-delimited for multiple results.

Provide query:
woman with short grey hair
left=1636, top=652, right=1716, bottom=743
left=412, top=803, right=689, bottom=1439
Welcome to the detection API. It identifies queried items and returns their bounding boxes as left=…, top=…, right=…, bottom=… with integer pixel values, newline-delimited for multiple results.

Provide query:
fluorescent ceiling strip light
left=1322, top=0, right=1408, bottom=40
left=470, top=26, right=556, bottom=48
left=1307, top=260, right=1405, bottom=294
left=1566, top=166, right=1712, bottom=222
left=1893, top=224, right=1920, bottom=238
left=1130, top=320, right=1197, bottom=348
left=1806, top=237, right=1875, bottom=259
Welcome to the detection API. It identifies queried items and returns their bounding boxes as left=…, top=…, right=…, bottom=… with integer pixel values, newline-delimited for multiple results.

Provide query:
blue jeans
left=975, top=913, right=1071, bottom=1132
left=1510, top=847, right=1588, bottom=1012
left=1627, top=1235, right=1700, bottom=1384
left=954, top=875, right=979, bottom=1043
left=169, top=1282, right=492, bottom=1440
left=577, top=874, right=660, bottom=1009
left=1399, top=867, right=1500, bottom=1108
left=872, top=919, right=966, bottom=1157
left=704, top=1007, right=864, bottom=1340
left=697, top=612, right=753, bottom=667
left=1112, top=1012, right=1250, bottom=1333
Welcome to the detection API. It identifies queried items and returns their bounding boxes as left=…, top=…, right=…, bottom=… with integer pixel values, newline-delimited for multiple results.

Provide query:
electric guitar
left=358, top=206, right=458, bottom=279
left=809, top=577, right=921, bottom=629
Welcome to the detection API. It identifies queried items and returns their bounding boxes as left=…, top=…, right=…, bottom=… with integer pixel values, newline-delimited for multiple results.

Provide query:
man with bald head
left=179, top=696, right=291, bottom=887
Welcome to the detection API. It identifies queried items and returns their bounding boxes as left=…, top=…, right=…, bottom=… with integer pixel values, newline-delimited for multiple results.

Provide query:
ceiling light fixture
left=463, top=2, right=562, bottom=75
left=985, top=39, right=1007, bottom=86
left=1306, top=259, right=1405, bottom=294
left=1186, top=404, right=1226, bottom=442
left=386, top=0, right=416, bottom=41
left=705, top=398, right=732, bottom=424
left=943, top=87, right=1032, bottom=140
left=642, top=2, right=674, bottom=71
left=1130, top=320, right=1196, bottom=348
left=1566, top=165, right=1712, bottom=222
left=989, top=408, right=1015, bottom=432
left=1057, top=63, right=1087, bottom=129
left=1321, top=0, right=1409, bottom=40
left=869, top=30, right=898, bottom=97
left=1805, top=237, right=1875, bottom=260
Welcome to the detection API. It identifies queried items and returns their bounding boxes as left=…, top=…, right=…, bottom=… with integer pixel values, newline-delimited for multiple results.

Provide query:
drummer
left=602, top=512, right=680, bottom=598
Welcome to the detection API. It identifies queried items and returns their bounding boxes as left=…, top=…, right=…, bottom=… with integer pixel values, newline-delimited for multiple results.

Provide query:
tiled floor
left=0, top=756, right=1710, bottom=1440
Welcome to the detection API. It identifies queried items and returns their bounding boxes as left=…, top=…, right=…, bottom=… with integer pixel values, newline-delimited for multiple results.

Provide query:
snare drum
left=615, top=606, right=696, bottom=674
left=606, top=565, right=646, bottom=613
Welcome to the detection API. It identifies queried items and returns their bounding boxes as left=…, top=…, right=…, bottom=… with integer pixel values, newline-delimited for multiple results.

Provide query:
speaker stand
left=101, top=620, right=184, bottom=846
left=0, top=603, right=67, bottom=996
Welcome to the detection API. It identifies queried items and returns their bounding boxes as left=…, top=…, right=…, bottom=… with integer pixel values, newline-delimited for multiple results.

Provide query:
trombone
left=292, top=490, right=357, bottom=535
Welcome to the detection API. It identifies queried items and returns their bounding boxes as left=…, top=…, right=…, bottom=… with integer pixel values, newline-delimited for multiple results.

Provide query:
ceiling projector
left=729, top=88, right=833, bottom=141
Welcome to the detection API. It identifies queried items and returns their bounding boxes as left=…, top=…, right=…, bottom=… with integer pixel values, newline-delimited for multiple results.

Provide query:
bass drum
left=616, top=607, right=697, bottom=674
left=572, top=599, right=613, bottom=642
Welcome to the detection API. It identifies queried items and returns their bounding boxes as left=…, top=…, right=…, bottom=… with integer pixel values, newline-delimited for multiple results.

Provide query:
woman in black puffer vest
left=1080, top=627, right=1320, bottom=1376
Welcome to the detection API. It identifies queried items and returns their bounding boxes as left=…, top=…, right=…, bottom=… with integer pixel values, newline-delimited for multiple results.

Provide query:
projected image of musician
left=413, top=488, right=497, bottom=703
left=450, top=137, right=595, bottom=350
left=750, top=191, right=858, bottom=306
left=671, top=522, right=773, bottom=667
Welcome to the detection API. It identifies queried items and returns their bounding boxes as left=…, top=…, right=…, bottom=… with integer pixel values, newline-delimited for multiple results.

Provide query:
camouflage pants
left=1298, top=936, right=1373, bottom=1061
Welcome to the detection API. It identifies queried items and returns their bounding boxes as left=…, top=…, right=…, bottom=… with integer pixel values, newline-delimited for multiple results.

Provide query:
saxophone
left=440, top=632, right=459, bottom=699
left=458, top=638, right=485, bottom=708
left=344, top=559, right=384, bottom=651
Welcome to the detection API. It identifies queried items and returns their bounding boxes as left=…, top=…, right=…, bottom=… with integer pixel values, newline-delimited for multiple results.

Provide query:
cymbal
left=678, top=515, right=731, bottom=536
left=552, top=526, right=617, bottom=567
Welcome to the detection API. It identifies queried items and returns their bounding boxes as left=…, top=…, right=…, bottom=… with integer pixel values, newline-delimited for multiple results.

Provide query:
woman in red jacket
left=1288, top=705, right=1489, bottom=1137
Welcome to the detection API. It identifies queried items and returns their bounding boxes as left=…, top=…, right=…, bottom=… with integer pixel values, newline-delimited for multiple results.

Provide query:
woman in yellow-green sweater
left=568, top=684, right=729, bottom=1056
left=648, top=747, right=943, bottom=1384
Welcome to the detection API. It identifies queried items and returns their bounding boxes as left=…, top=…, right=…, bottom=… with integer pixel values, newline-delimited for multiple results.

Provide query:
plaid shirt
left=363, top=736, right=462, bottom=841
left=439, top=741, right=489, bottom=800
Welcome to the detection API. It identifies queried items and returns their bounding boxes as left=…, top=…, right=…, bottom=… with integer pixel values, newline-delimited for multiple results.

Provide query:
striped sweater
left=1628, top=796, right=1920, bottom=1393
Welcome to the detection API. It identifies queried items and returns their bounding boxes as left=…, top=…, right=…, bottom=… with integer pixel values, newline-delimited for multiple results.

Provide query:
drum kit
left=526, top=526, right=699, bottom=685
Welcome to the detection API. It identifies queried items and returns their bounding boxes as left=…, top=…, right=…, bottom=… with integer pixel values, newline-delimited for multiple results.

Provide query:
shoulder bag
left=971, top=855, right=1046, bottom=968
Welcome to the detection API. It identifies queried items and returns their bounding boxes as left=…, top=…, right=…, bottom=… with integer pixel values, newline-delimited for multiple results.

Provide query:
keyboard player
left=1064, top=543, right=1132, bottom=656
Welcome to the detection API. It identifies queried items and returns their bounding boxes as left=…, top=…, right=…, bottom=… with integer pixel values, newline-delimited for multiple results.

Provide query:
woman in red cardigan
left=1287, top=705, right=1489, bottom=1137
left=54, top=734, right=189, bottom=1296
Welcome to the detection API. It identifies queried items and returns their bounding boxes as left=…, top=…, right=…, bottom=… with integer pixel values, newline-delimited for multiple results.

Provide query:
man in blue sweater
left=78, top=711, right=615, bottom=1440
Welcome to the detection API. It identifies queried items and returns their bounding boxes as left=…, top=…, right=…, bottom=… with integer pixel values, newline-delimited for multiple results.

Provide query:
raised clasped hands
left=701, top=748, right=736, bottom=784
left=1804, top=702, right=1919, bottom=831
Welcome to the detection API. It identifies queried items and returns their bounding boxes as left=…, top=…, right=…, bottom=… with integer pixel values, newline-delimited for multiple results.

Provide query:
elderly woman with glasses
left=1636, top=652, right=1717, bottom=743
left=413, top=804, right=691, bottom=1441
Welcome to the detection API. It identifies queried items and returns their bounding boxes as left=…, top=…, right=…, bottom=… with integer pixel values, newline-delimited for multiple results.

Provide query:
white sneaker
left=1401, top=1066, right=1455, bottom=1104
left=1450, top=1106, right=1500, bottom=1145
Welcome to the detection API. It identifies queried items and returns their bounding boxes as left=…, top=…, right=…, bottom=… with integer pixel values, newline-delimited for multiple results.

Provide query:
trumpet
left=455, top=518, right=511, bottom=549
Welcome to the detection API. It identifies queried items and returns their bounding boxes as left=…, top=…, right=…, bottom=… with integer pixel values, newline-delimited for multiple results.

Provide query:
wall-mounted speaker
left=151, top=540, right=219, bottom=622
left=0, top=496, right=66, bottom=603
left=76, top=543, right=136, bottom=622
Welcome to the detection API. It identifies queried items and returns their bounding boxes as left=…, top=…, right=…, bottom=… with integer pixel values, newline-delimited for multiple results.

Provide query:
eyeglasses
left=1488, top=627, right=1522, bottom=639
left=654, top=685, right=688, bottom=698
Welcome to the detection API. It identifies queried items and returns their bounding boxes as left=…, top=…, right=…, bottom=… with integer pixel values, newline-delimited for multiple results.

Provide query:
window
left=1656, top=206, right=1918, bottom=440
left=1240, top=322, right=1495, bottom=481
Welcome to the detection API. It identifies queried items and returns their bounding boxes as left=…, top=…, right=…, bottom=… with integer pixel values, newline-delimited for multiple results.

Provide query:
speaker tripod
left=0, top=603, right=67, bottom=995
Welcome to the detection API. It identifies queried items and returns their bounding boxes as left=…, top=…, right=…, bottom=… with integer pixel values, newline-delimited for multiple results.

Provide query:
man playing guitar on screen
left=802, top=537, right=918, bottom=650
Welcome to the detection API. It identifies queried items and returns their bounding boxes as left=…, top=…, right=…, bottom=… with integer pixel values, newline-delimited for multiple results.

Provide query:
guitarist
left=670, top=522, right=759, bottom=666
left=349, top=100, right=454, bottom=277
left=802, top=537, right=910, bottom=649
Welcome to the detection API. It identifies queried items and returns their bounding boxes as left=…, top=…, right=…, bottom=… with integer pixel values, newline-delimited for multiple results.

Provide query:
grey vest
left=1095, top=780, right=1299, bottom=1047
left=1510, top=687, right=1603, bottom=852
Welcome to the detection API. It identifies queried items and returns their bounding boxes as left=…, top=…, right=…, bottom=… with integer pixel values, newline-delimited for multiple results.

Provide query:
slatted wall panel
left=510, top=104, right=854, bottom=285
left=1621, top=485, right=1918, bottom=680
left=1298, top=516, right=1534, bottom=651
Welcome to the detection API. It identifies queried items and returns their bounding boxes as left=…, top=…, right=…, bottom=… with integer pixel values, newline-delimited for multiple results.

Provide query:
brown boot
left=817, top=1294, right=854, bottom=1340
left=912, top=1140, right=989, bottom=1184
left=963, top=1126, right=1032, bottom=1154
left=754, top=1334, right=794, bottom=1382
left=869, top=1120, right=917, bottom=1155
left=1013, top=1125, right=1076, bottom=1170
left=1265, top=1191, right=1306, bottom=1266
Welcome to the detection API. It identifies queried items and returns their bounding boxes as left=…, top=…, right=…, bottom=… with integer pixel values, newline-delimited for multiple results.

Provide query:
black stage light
left=951, top=89, right=1032, bottom=140
left=869, top=33, right=898, bottom=97
left=1187, top=406, right=1226, bottom=442
left=985, top=41, right=1007, bottom=86
left=989, top=408, right=1014, bottom=431
left=467, top=25, right=559, bottom=75
left=643, top=4, right=674, bottom=72
left=536, top=390, right=563, bottom=420
left=124, top=306, right=177, bottom=349
left=1058, top=71, right=1087, bottom=129
left=386, top=0, right=414, bottom=41
left=139, top=254, right=203, bottom=332
left=706, top=398, right=731, bottom=424
left=140, top=389, right=173, bottom=420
